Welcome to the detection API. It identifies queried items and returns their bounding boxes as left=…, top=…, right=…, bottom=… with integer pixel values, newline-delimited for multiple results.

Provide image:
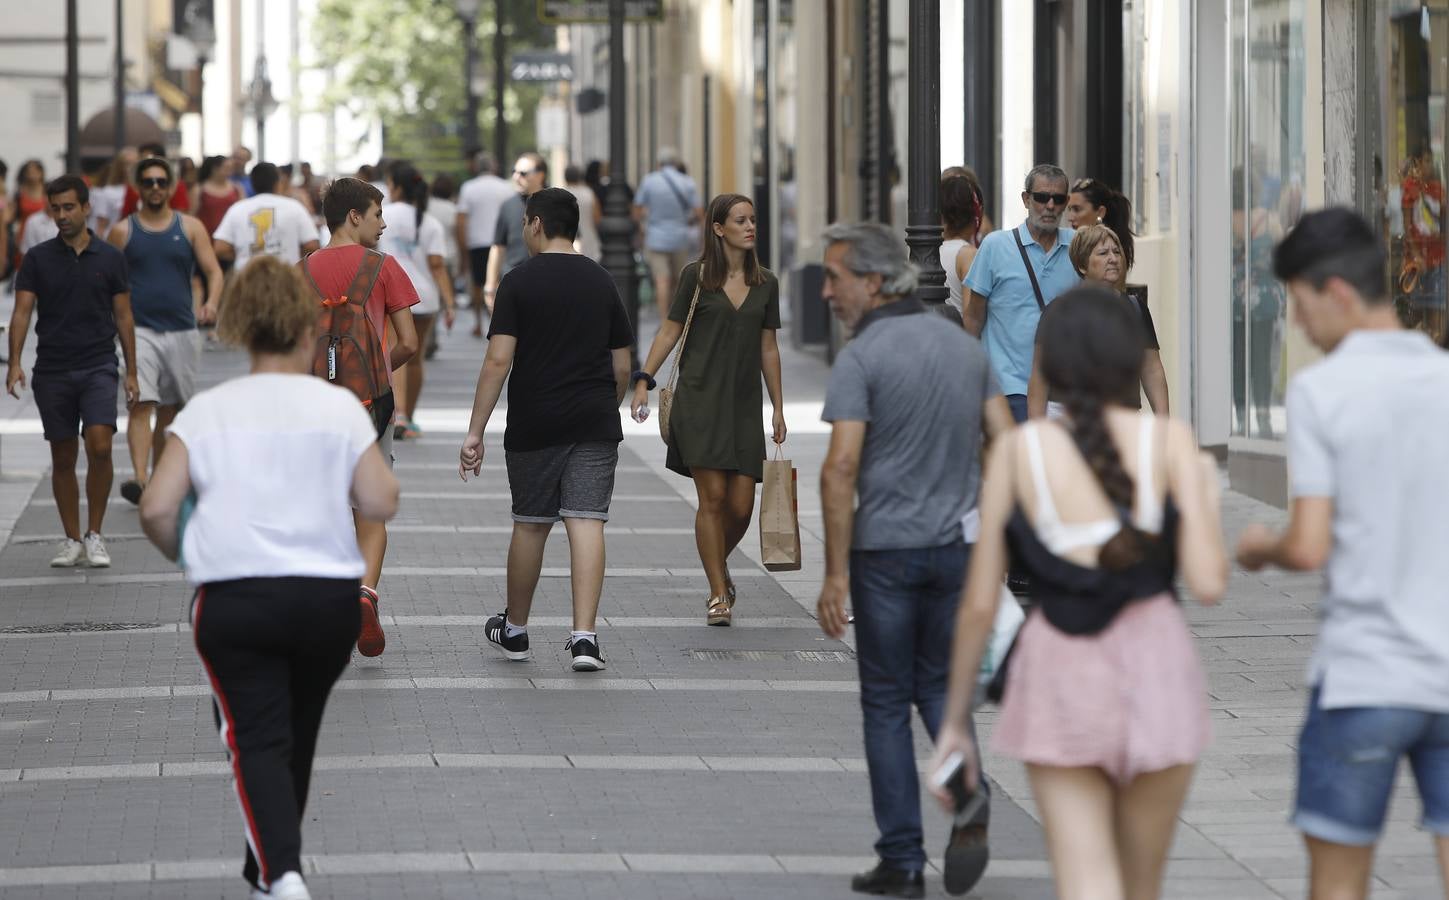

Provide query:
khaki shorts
left=136, top=327, right=201, bottom=406
left=645, top=249, right=691, bottom=286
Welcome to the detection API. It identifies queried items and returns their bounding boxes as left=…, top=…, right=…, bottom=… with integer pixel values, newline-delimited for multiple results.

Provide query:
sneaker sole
left=571, top=655, right=605, bottom=672
left=943, top=821, right=989, bottom=896
left=50, top=559, right=83, bottom=568
left=86, top=558, right=111, bottom=568
left=357, top=597, right=386, bottom=657
left=490, top=645, right=532, bottom=661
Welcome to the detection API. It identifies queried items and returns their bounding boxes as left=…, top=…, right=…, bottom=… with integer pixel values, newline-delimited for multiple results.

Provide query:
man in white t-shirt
left=455, top=153, right=515, bottom=336
left=16, top=208, right=58, bottom=261
left=1237, top=208, right=1449, bottom=900
left=212, top=162, right=320, bottom=270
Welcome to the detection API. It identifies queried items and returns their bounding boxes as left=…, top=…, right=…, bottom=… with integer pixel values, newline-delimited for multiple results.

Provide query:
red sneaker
left=357, top=585, right=386, bottom=657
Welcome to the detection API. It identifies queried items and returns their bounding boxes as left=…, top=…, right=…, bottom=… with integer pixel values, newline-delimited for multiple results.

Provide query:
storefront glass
left=1231, top=0, right=1306, bottom=439
left=1374, top=1, right=1449, bottom=341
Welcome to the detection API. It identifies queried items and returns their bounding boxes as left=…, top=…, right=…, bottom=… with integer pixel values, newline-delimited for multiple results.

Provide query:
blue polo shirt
left=14, top=231, right=128, bottom=375
left=964, top=222, right=1079, bottom=395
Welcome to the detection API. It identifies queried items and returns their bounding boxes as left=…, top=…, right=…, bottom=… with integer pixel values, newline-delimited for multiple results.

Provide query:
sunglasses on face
left=1029, top=192, right=1068, bottom=206
left=513, top=169, right=537, bottom=178
left=140, top=177, right=170, bottom=188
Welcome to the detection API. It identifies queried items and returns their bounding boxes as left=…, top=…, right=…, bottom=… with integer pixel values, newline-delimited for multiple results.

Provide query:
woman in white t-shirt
left=381, top=164, right=456, bottom=440
left=138, top=255, right=399, bottom=900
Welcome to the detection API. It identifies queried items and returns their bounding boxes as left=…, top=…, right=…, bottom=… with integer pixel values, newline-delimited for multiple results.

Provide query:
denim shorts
left=1294, top=685, right=1449, bottom=845
left=505, top=442, right=618, bottom=524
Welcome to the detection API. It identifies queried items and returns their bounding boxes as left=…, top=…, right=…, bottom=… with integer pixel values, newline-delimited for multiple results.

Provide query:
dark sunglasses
left=1029, top=191, right=1068, bottom=206
left=512, top=168, right=537, bottom=178
left=139, top=177, right=171, bottom=188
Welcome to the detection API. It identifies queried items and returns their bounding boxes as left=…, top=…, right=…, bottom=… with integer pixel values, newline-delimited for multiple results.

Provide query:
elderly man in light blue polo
left=963, top=164, right=1081, bottom=422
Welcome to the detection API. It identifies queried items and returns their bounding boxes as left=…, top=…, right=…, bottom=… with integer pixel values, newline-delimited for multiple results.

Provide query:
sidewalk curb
left=0, top=470, right=43, bottom=552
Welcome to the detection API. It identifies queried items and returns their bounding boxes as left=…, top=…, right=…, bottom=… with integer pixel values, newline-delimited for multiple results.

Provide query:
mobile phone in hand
left=931, top=750, right=986, bottom=824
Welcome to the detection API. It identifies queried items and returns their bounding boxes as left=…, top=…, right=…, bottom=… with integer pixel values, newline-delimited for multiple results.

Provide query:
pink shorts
left=992, top=593, right=1210, bottom=785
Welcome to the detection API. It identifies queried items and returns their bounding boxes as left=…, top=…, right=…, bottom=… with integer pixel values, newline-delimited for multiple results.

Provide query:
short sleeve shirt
left=487, top=253, right=633, bottom=451
left=963, top=222, right=1080, bottom=396
left=380, top=201, right=447, bottom=314
left=822, top=299, right=1002, bottom=550
left=213, top=193, right=319, bottom=270
left=15, top=233, right=127, bottom=374
left=300, top=244, right=419, bottom=387
left=457, top=174, right=515, bottom=249
left=634, top=167, right=700, bottom=252
left=1288, top=329, right=1449, bottom=712
left=492, top=194, right=530, bottom=275
left=168, top=373, right=376, bottom=585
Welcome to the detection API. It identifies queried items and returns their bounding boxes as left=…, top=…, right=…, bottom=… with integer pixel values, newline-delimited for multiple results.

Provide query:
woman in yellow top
left=632, top=193, right=787, bottom=626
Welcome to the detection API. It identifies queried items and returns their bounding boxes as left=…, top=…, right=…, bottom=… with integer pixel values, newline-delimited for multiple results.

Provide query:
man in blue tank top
left=106, top=157, right=223, bottom=505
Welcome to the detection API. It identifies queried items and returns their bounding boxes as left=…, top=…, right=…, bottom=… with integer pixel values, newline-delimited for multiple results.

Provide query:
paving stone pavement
left=0, top=313, right=1440, bottom=899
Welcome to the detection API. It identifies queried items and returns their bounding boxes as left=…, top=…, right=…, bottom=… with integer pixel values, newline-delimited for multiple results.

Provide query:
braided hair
left=1037, top=285, right=1150, bottom=569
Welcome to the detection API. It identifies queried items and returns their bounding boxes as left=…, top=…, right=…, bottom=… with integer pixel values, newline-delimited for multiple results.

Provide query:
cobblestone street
left=0, top=320, right=1438, bottom=899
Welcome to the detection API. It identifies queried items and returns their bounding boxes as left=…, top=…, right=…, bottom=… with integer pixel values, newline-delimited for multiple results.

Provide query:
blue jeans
left=1005, top=394, right=1028, bottom=424
left=850, top=540, right=989, bottom=870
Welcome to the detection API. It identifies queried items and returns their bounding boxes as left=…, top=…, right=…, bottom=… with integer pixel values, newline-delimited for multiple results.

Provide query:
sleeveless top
left=1007, top=418, right=1179, bottom=635
left=939, top=238, right=968, bottom=311
left=124, top=212, right=197, bottom=332
left=196, top=184, right=241, bottom=236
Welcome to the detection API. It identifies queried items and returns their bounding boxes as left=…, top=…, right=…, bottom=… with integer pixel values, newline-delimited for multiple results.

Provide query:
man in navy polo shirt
left=6, top=174, right=139, bottom=569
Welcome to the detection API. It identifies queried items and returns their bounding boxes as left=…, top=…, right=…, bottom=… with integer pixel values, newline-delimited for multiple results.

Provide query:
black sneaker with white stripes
left=567, top=636, right=606, bottom=672
left=485, top=612, right=531, bottom=661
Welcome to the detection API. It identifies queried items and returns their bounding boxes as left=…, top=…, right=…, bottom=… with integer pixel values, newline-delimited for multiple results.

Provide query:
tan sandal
left=725, top=576, right=737, bottom=609
left=707, top=595, right=732, bottom=627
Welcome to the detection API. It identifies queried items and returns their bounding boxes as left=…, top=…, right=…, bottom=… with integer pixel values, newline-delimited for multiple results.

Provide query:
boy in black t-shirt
left=458, top=187, right=633, bottom=671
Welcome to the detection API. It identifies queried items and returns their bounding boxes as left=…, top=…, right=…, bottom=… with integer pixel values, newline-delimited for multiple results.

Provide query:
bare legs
left=50, top=425, right=116, bottom=539
left=691, top=468, right=757, bottom=599
left=1027, top=763, right=1194, bottom=900
left=504, top=519, right=605, bottom=631
left=125, top=403, right=177, bottom=486
left=354, top=514, right=387, bottom=589
left=395, top=314, right=435, bottom=425
left=654, top=271, right=675, bottom=322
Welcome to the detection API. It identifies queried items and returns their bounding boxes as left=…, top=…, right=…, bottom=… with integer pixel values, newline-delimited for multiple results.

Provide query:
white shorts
left=135, top=327, right=201, bottom=406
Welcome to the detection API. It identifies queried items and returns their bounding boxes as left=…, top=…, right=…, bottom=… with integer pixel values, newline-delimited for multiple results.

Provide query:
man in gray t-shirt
left=485, top=152, right=548, bottom=308
left=816, top=223, right=1011, bottom=897
left=1237, top=208, right=1449, bottom=897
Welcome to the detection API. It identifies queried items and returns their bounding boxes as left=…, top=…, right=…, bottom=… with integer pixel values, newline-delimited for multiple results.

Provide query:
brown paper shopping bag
left=759, top=446, right=802, bottom=572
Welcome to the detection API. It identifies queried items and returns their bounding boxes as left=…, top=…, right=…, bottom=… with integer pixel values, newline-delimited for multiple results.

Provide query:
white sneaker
left=249, top=872, right=311, bottom=900
left=82, top=532, right=110, bottom=568
left=49, top=539, right=85, bottom=567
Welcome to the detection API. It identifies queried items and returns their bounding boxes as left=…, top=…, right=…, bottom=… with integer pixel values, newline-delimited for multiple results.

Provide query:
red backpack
left=301, top=248, right=394, bottom=438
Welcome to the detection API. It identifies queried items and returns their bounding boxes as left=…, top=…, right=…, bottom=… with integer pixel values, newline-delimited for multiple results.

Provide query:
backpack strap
left=344, top=249, right=385, bottom=310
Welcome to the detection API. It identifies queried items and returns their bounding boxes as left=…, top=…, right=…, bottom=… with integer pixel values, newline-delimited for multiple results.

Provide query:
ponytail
left=392, top=163, right=430, bottom=229
left=1072, top=178, right=1135, bottom=273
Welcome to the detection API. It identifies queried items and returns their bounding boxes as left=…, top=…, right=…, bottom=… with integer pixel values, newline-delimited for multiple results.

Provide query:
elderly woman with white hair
left=631, top=192, right=786, bottom=627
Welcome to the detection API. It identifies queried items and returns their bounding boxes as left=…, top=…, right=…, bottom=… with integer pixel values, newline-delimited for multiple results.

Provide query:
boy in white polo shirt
left=1237, top=207, right=1449, bottom=900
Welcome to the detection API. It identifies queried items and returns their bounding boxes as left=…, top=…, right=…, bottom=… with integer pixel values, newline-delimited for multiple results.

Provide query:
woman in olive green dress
left=631, top=193, right=787, bottom=626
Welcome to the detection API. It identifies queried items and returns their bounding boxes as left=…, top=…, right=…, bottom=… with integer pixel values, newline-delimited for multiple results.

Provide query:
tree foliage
left=312, top=0, right=554, bottom=172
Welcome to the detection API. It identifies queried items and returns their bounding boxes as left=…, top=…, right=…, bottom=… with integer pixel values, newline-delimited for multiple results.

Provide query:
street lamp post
left=599, top=0, right=638, bottom=362
left=492, top=0, right=507, bottom=166
left=454, top=0, right=481, bottom=155
left=65, top=0, right=80, bottom=173
left=905, top=0, right=948, bottom=308
left=248, top=0, right=277, bottom=160
left=113, top=0, right=126, bottom=154
left=185, top=18, right=216, bottom=157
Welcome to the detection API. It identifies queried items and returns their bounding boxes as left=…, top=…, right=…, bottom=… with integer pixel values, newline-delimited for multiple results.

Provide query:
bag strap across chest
left=1012, top=228, right=1048, bottom=312
left=302, top=248, right=385, bottom=313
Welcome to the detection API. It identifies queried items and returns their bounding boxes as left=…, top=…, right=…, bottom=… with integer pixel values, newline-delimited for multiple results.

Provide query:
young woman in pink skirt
left=928, top=286, right=1228, bottom=899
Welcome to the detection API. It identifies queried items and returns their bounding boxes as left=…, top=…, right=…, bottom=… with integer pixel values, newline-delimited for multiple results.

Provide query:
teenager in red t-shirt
left=307, top=178, right=419, bottom=657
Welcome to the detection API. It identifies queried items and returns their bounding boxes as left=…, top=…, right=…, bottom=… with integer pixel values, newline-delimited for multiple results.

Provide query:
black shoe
left=850, top=862, right=924, bottom=898
left=1006, top=572, right=1032, bottom=598
left=567, top=636, right=605, bottom=672
left=120, top=480, right=144, bottom=506
left=485, top=612, right=531, bottom=661
left=944, top=798, right=990, bottom=896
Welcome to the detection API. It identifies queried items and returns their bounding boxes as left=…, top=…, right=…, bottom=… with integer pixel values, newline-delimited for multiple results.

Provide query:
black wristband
left=631, top=370, right=657, bottom=391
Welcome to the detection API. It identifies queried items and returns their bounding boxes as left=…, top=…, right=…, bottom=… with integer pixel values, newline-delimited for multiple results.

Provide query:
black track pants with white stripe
left=192, top=576, right=360, bottom=890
